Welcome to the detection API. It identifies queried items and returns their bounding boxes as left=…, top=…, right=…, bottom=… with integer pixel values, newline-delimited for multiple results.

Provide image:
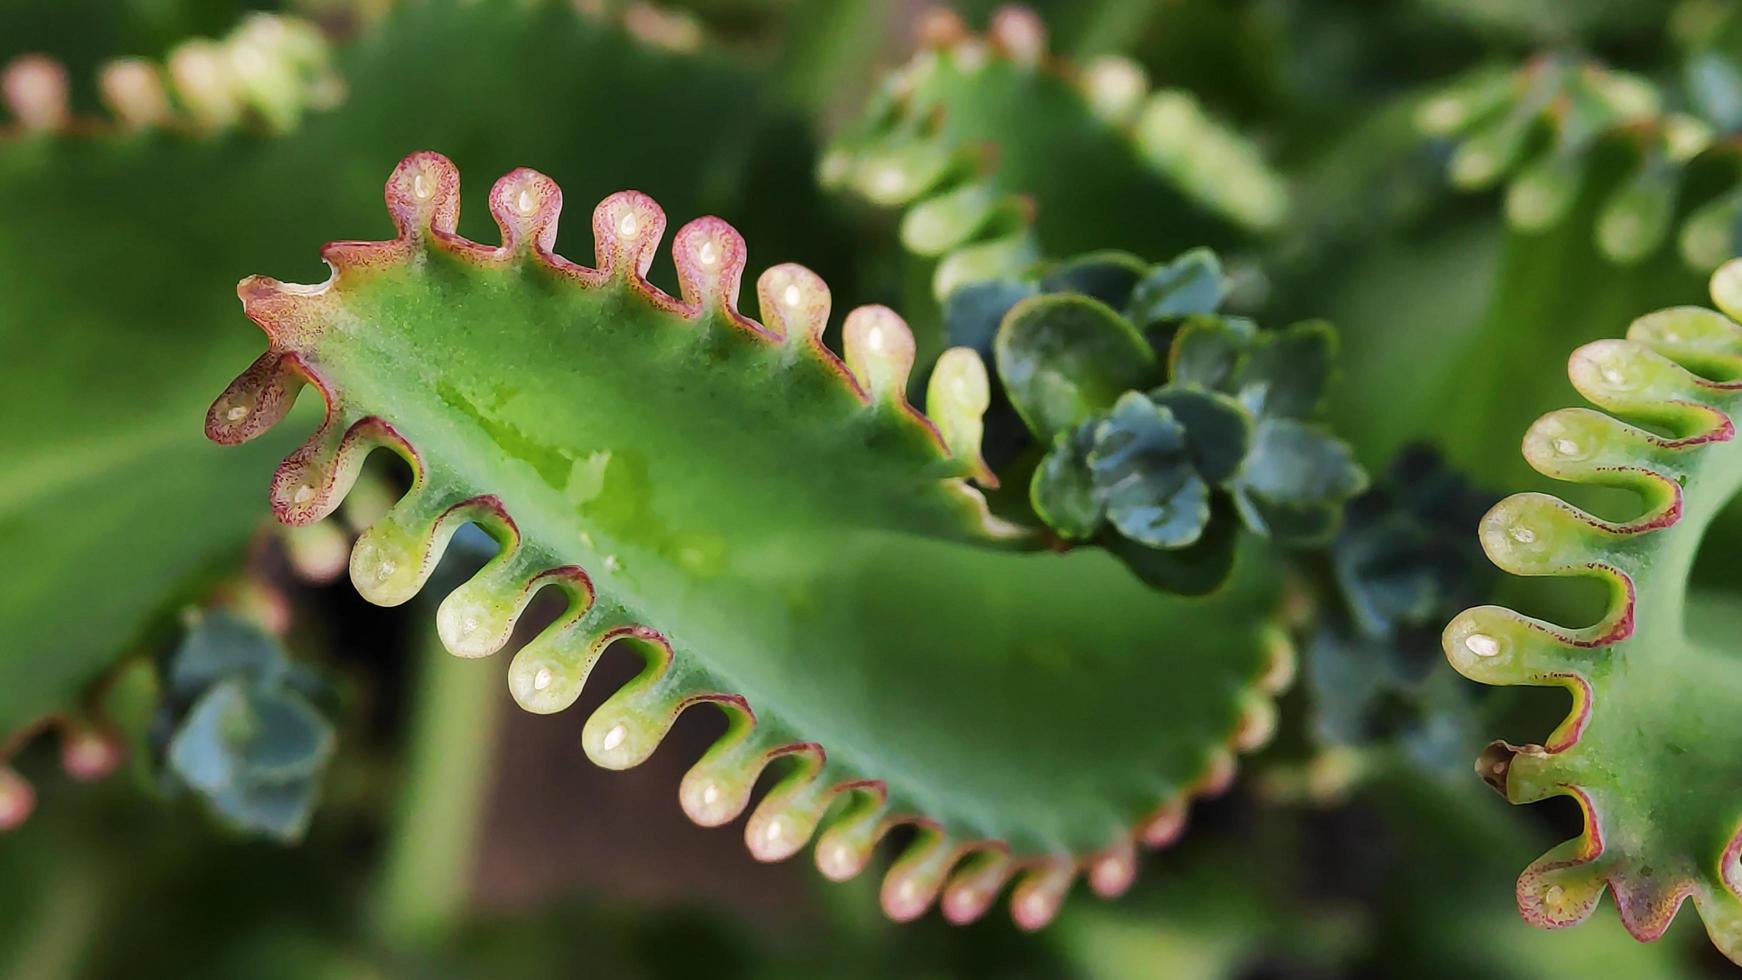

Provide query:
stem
left=373, top=597, right=503, bottom=949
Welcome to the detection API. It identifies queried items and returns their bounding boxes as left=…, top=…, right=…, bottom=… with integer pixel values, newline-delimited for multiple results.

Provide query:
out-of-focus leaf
left=157, top=614, right=337, bottom=843
left=1039, top=250, right=1148, bottom=308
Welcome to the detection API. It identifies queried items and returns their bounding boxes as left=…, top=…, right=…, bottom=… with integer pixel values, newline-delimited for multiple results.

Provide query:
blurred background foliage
left=6, top=0, right=1742, bottom=975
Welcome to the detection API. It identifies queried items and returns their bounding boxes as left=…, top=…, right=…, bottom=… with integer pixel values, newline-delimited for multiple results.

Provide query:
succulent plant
left=1418, top=51, right=1742, bottom=270
left=154, top=612, right=341, bottom=842
left=1445, top=260, right=1742, bottom=962
left=204, top=151, right=1296, bottom=928
left=0, top=0, right=807, bottom=820
left=818, top=6, right=1286, bottom=302
left=13, top=2, right=1742, bottom=973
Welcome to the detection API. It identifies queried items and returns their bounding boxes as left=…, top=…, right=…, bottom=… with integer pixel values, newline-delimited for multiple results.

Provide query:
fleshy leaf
left=1335, top=446, right=1497, bottom=640
left=158, top=613, right=338, bottom=842
left=994, top=293, right=1158, bottom=440
left=1443, top=262, right=1742, bottom=964
left=1031, top=422, right=1104, bottom=540
left=1232, top=419, right=1367, bottom=544
left=1039, top=250, right=1148, bottom=309
left=166, top=611, right=286, bottom=702
left=1147, top=387, right=1251, bottom=486
left=1088, top=393, right=1209, bottom=549
left=1126, top=248, right=1226, bottom=328
left=1, top=0, right=807, bottom=746
left=1168, top=316, right=1257, bottom=392
left=1105, top=508, right=1238, bottom=597
left=1420, top=54, right=1742, bottom=271
left=820, top=5, right=1285, bottom=309
left=167, top=680, right=251, bottom=795
left=943, top=278, right=1038, bottom=357
left=1232, top=321, right=1337, bottom=421
left=207, top=154, right=1295, bottom=927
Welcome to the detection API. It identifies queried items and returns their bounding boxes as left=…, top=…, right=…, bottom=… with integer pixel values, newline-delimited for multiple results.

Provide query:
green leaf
left=1504, top=150, right=1586, bottom=231
left=994, top=293, right=1158, bottom=439
left=1168, top=315, right=1256, bottom=392
left=1105, top=503, right=1238, bottom=596
left=1126, top=247, right=1226, bottom=327
left=1229, top=419, right=1365, bottom=546
left=1230, top=494, right=1343, bottom=547
left=1030, top=422, right=1103, bottom=540
left=1039, top=250, right=1148, bottom=309
left=942, top=278, right=1037, bottom=357
left=821, top=20, right=1267, bottom=280
left=166, top=679, right=252, bottom=794
left=1333, top=446, right=1496, bottom=639
left=1, top=0, right=812, bottom=735
left=1236, top=419, right=1367, bottom=507
left=1148, top=387, right=1252, bottom=485
left=1445, top=275, right=1742, bottom=963
left=166, top=612, right=286, bottom=704
left=239, top=690, right=335, bottom=783
left=1088, top=393, right=1211, bottom=548
left=1232, top=320, right=1338, bottom=420
left=206, top=774, right=322, bottom=844
left=207, top=155, right=1291, bottom=920
left=158, top=611, right=337, bottom=841
left=1596, top=163, right=1678, bottom=265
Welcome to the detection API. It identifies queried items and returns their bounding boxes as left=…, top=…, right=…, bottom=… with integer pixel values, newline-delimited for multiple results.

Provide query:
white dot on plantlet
left=697, top=240, right=719, bottom=267
left=864, top=324, right=887, bottom=353
left=1544, top=884, right=1565, bottom=906
left=1465, top=632, right=1501, bottom=657
left=700, top=781, right=720, bottom=806
left=1019, top=891, right=1049, bottom=923
left=1552, top=437, right=1582, bottom=457
left=292, top=484, right=314, bottom=505
left=617, top=213, right=639, bottom=237
left=1509, top=525, right=1536, bottom=544
left=601, top=724, right=628, bottom=752
left=413, top=172, right=433, bottom=200
left=782, top=284, right=802, bottom=308
left=821, top=841, right=856, bottom=878
left=532, top=667, right=553, bottom=691
left=763, top=816, right=789, bottom=844
left=1601, top=364, right=1629, bottom=385
left=225, top=404, right=250, bottom=421
left=604, top=554, right=622, bottom=572
left=516, top=187, right=536, bottom=215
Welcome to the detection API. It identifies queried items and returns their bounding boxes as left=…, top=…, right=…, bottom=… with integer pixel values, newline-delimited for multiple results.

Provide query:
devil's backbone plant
left=204, top=151, right=1296, bottom=928
left=1446, top=261, right=1742, bottom=961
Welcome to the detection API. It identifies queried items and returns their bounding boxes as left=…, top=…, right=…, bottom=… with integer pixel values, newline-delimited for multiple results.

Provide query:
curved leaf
left=1443, top=262, right=1742, bottom=964
left=0, top=0, right=809, bottom=739
left=207, top=154, right=1295, bottom=928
